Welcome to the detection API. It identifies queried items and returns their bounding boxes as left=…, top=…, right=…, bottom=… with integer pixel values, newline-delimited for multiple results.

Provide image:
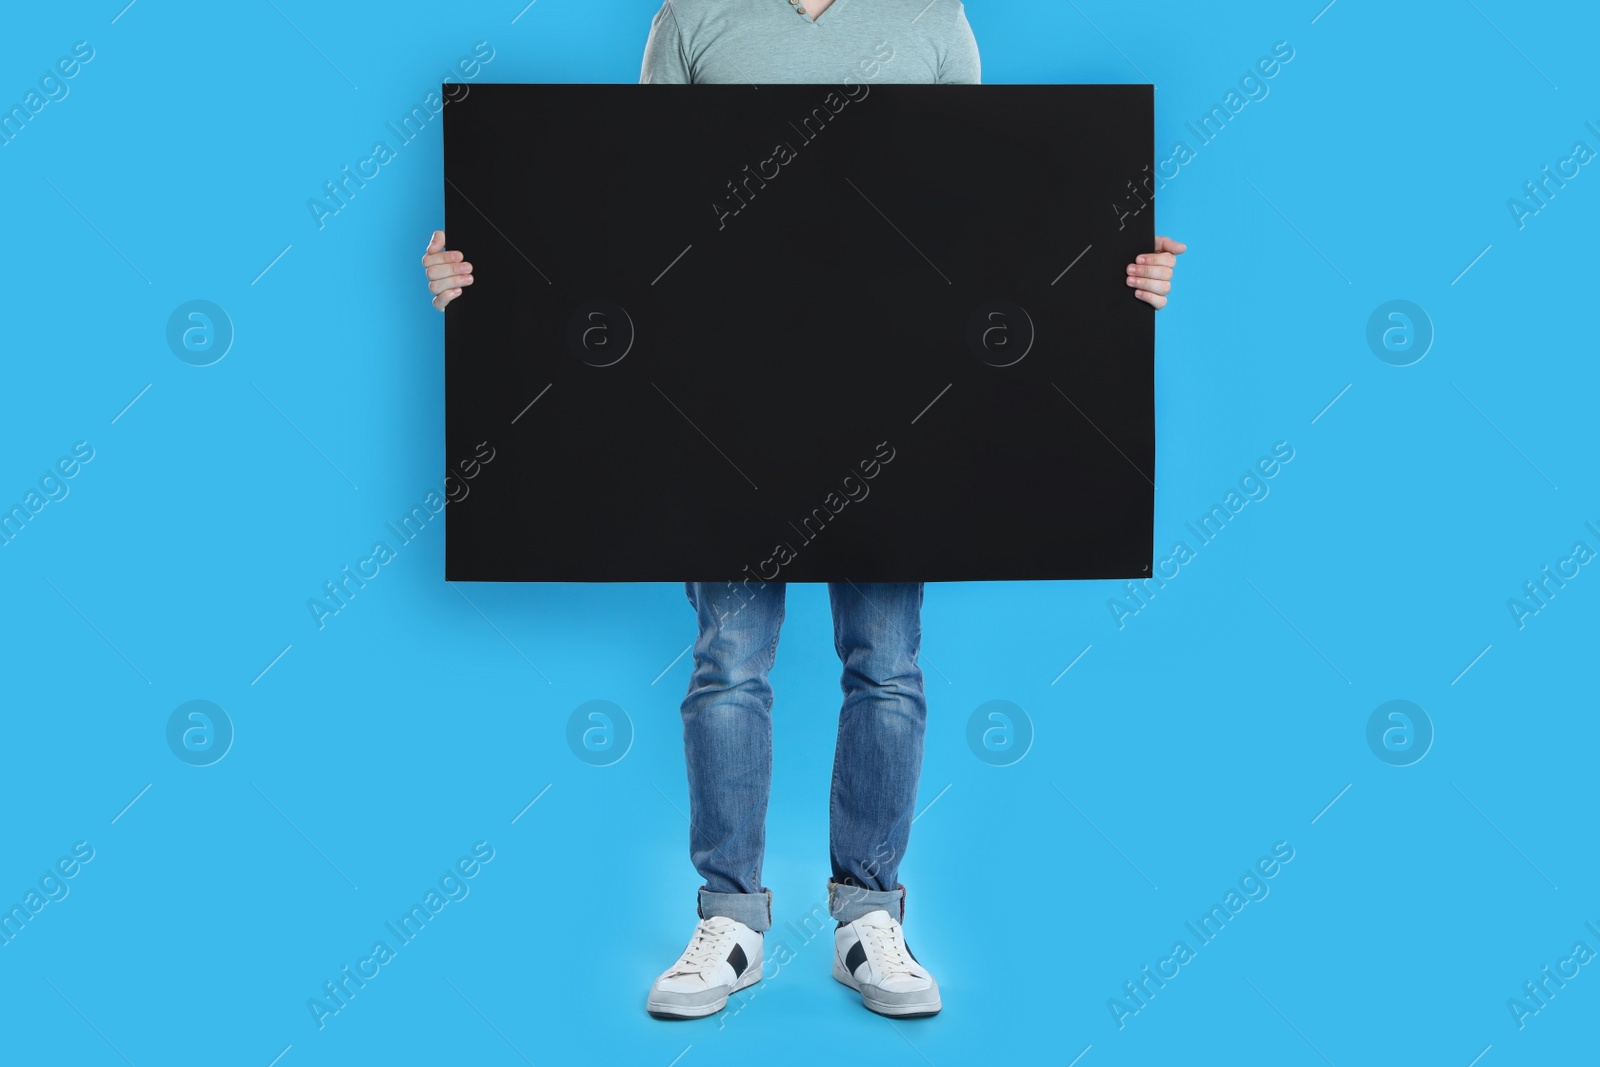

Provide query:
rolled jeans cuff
left=828, top=879, right=905, bottom=925
left=698, top=887, right=772, bottom=933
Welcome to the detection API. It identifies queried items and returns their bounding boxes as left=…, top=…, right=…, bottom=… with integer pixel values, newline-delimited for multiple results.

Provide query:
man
left=420, top=0, right=1185, bottom=1020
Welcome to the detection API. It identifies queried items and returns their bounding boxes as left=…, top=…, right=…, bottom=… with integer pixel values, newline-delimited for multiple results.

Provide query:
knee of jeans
left=688, top=645, right=773, bottom=698
left=688, top=665, right=770, bottom=701
left=839, top=686, right=924, bottom=743
left=841, top=657, right=924, bottom=699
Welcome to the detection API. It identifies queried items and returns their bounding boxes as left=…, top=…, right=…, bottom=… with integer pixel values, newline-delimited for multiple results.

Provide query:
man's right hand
left=422, top=229, right=473, bottom=311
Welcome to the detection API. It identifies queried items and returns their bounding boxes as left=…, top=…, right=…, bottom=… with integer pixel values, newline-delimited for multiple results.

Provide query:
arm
left=937, top=3, right=981, bottom=85
left=640, top=1, right=693, bottom=84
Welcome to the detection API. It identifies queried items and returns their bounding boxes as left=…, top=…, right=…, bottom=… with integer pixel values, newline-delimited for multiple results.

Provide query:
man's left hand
left=1126, top=235, right=1187, bottom=309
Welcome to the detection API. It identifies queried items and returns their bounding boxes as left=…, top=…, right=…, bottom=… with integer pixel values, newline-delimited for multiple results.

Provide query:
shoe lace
left=862, top=921, right=916, bottom=977
left=670, top=916, right=737, bottom=974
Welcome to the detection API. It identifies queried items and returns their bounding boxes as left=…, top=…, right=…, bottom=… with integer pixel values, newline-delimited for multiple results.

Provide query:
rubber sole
left=832, top=954, right=942, bottom=1018
left=646, top=962, right=762, bottom=1019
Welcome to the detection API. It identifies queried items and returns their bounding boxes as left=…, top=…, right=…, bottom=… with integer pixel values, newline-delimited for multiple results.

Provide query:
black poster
left=444, top=84, right=1154, bottom=582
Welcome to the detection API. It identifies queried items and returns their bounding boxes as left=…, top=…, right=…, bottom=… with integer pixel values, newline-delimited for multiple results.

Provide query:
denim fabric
left=827, top=878, right=906, bottom=925
left=697, top=887, right=773, bottom=933
left=680, top=580, right=927, bottom=925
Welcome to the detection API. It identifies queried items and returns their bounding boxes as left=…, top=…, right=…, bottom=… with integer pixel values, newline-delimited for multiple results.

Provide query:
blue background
left=3, top=1, right=1597, bottom=1064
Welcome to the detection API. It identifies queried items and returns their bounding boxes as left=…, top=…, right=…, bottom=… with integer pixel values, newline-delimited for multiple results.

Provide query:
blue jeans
left=681, top=580, right=927, bottom=932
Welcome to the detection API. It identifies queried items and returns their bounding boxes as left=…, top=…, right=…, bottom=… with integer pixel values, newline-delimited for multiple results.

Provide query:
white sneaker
left=833, top=908, right=941, bottom=1017
left=646, top=915, right=763, bottom=1019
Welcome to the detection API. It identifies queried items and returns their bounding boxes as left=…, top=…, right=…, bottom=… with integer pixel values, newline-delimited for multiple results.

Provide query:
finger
left=426, top=261, right=472, bottom=281
left=1126, top=264, right=1173, bottom=281
left=1154, top=235, right=1188, bottom=255
left=1134, top=252, right=1176, bottom=268
left=1134, top=288, right=1168, bottom=309
left=433, top=287, right=462, bottom=311
left=422, top=249, right=464, bottom=269
left=1125, top=275, right=1170, bottom=295
left=425, top=230, right=445, bottom=256
left=429, top=275, right=472, bottom=295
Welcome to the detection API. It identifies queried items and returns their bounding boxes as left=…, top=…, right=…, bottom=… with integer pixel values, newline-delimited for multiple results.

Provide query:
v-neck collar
left=795, top=0, right=849, bottom=27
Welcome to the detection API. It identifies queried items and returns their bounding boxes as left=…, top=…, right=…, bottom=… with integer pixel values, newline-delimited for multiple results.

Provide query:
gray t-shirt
left=640, top=0, right=981, bottom=85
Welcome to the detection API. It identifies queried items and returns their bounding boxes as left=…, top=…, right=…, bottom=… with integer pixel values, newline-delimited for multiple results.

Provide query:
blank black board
left=443, top=84, right=1154, bottom=583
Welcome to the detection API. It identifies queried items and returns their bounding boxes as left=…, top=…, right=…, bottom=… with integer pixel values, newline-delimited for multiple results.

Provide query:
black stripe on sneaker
left=727, top=943, right=748, bottom=978
left=844, top=940, right=867, bottom=976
